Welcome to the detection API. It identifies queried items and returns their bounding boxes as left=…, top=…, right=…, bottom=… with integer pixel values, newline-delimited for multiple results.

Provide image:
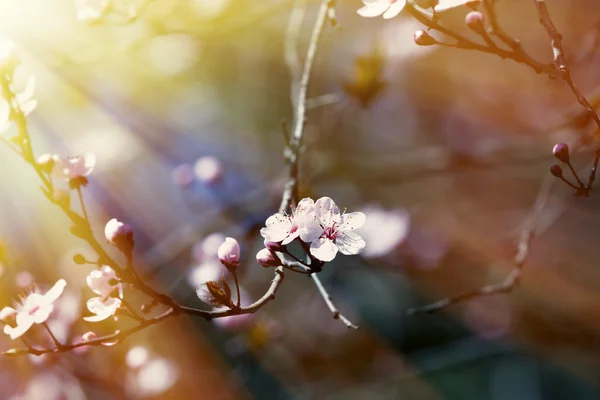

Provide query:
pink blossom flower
left=61, top=152, right=96, bottom=180
left=260, top=197, right=321, bottom=245
left=84, top=266, right=122, bottom=322
left=217, top=237, right=240, bottom=269
left=357, top=0, right=405, bottom=19
left=171, top=163, right=194, bottom=187
left=309, top=197, right=366, bottom=262
left=2, top=279, right=67, bottom=339
left=126, top=345, right=150, bottom=369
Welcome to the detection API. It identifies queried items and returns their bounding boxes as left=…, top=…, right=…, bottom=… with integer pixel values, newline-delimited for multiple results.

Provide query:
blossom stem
left=232, top=271, right=241, bottom=308
left=120, top=298, right=144, bottom=321
left=43, top=322, right=63, bottom=348
left=77, top=187, right=90, bottom=226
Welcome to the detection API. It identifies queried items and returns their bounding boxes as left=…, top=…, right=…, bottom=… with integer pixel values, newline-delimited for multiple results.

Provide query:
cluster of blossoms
left=259, top=197, right=366, bottom=263
left=357, top=0, right=480, bottom=19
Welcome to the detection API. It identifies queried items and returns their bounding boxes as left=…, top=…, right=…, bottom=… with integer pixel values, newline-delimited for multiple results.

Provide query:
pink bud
left=414, top=30, right=437, bottom=46
left=553, top=143, right=570, bottom=163
left=104, top=218, right=134, bottom=252
left=194, top=156, right=223, bottom=184
left=465, top=11, right=485, bottom=33
left=217, top=237, right=240, bottom=269
left=264, top=238, right=285, bottom=252
left=256, top=248, right=281, bottom=268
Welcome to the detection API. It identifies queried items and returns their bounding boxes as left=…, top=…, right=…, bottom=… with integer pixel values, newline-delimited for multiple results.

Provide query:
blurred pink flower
left=464, top=296, right=512, bottom=340
left=192, top=232, right=227, bottom=263
left=357, top=0, right=405, bottom=19
left=359, top=206, right=410, bottom=258
left=193, top=155, right=223, bottom=184
left=2, top=279, right=67, bottom=339
left=61, top=152, right=96, bottom=180
left=188, top=260, right=224, bottom=287
left=126, top=345, right=150, bottom=369
left=310, top=197, right=366, bottom=262
left=15, top=271, right=34, bottom=288
left=135, top=358, right=179, bottom=396
left=171, top=163, right=194, bottom=187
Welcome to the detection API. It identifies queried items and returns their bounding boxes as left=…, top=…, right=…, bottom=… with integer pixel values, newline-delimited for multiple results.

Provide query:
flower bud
left=81, top=331, right=97, bottom=342
left=256, top=248, right=282, bottom=268
left=73, top=253, right=87, bottom=265
left=264, top=238, right=286, bottom=252
left=217, top=237, right=240, bottom=270
left=465, top=11, right=485, bottom=34
left=550, top=164, right=563, bottom=178
left=553, top=143, right=570, bottom=163
left=104, top=218, right=134, bottom=253
left=414, top=30, right=437, bottom=46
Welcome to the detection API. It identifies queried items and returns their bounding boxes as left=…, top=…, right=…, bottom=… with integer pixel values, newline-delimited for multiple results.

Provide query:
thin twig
left=279, top=0, right=331, bottom=213
left=311, top=273, right=358, bottom=329
left=408, top=172, right=555, bottom=314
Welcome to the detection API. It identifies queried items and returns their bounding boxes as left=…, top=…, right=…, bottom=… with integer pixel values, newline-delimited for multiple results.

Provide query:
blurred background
left=1, top=0, right=600, bottom=398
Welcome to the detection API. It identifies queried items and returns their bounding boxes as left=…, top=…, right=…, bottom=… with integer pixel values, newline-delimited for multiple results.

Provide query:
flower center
left=322, top=223, right=338, bottom=240
left=28, top=305, right=40, bottom=315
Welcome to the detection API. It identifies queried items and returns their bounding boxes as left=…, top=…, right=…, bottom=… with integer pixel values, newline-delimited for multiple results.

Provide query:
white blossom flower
left=83, top=266, right=122, bottom=322
left=84, top=296, right=122, bottom=322
left=357, top=0, right=405, bottom=19
left=2, top=279, right=67, bottom=339
left=260, top=197, right=321, bottom=245
left=135, top=358, right=179, bottom=396
left=74, top=0, right=109, bottom=22
left=309, top=197, right=366, bottom=262
left=61, top=151, right=96, bottom=180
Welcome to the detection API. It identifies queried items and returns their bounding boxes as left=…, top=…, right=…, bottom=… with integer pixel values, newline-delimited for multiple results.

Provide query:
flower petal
left=357, top=1, right=392, bottom=17
left=260, top=213, right=291, bottom=242
left=315, top=196, right=341, bottom=227
left=310, top=238, right=338, bottom=262
left=4, top=319, right=34, bottom=339
left=32, top=304, right=54, bottom=324
left=43, top=279, right=67, bottom=304
left=336, top=231, right=366, bottom=255
left=383, top=0, right=405, bottom=19
left=338, top=212, right=366, bottom=232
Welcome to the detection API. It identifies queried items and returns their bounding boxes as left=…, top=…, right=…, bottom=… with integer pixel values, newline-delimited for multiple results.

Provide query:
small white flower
left=83, top=266, right=122, bottom=322
left=2, top=279, right=67, bottom=339
left=83, top=296, right=121, bottom=322
left=309, top=197, right=366, bottom=262
left=357, top=0, right=405, bottom=19
left=260, top=197, right=321, bottom=245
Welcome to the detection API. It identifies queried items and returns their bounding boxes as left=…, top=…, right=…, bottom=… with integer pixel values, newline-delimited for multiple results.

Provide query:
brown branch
left=408, top=172, right=555, bottom=314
